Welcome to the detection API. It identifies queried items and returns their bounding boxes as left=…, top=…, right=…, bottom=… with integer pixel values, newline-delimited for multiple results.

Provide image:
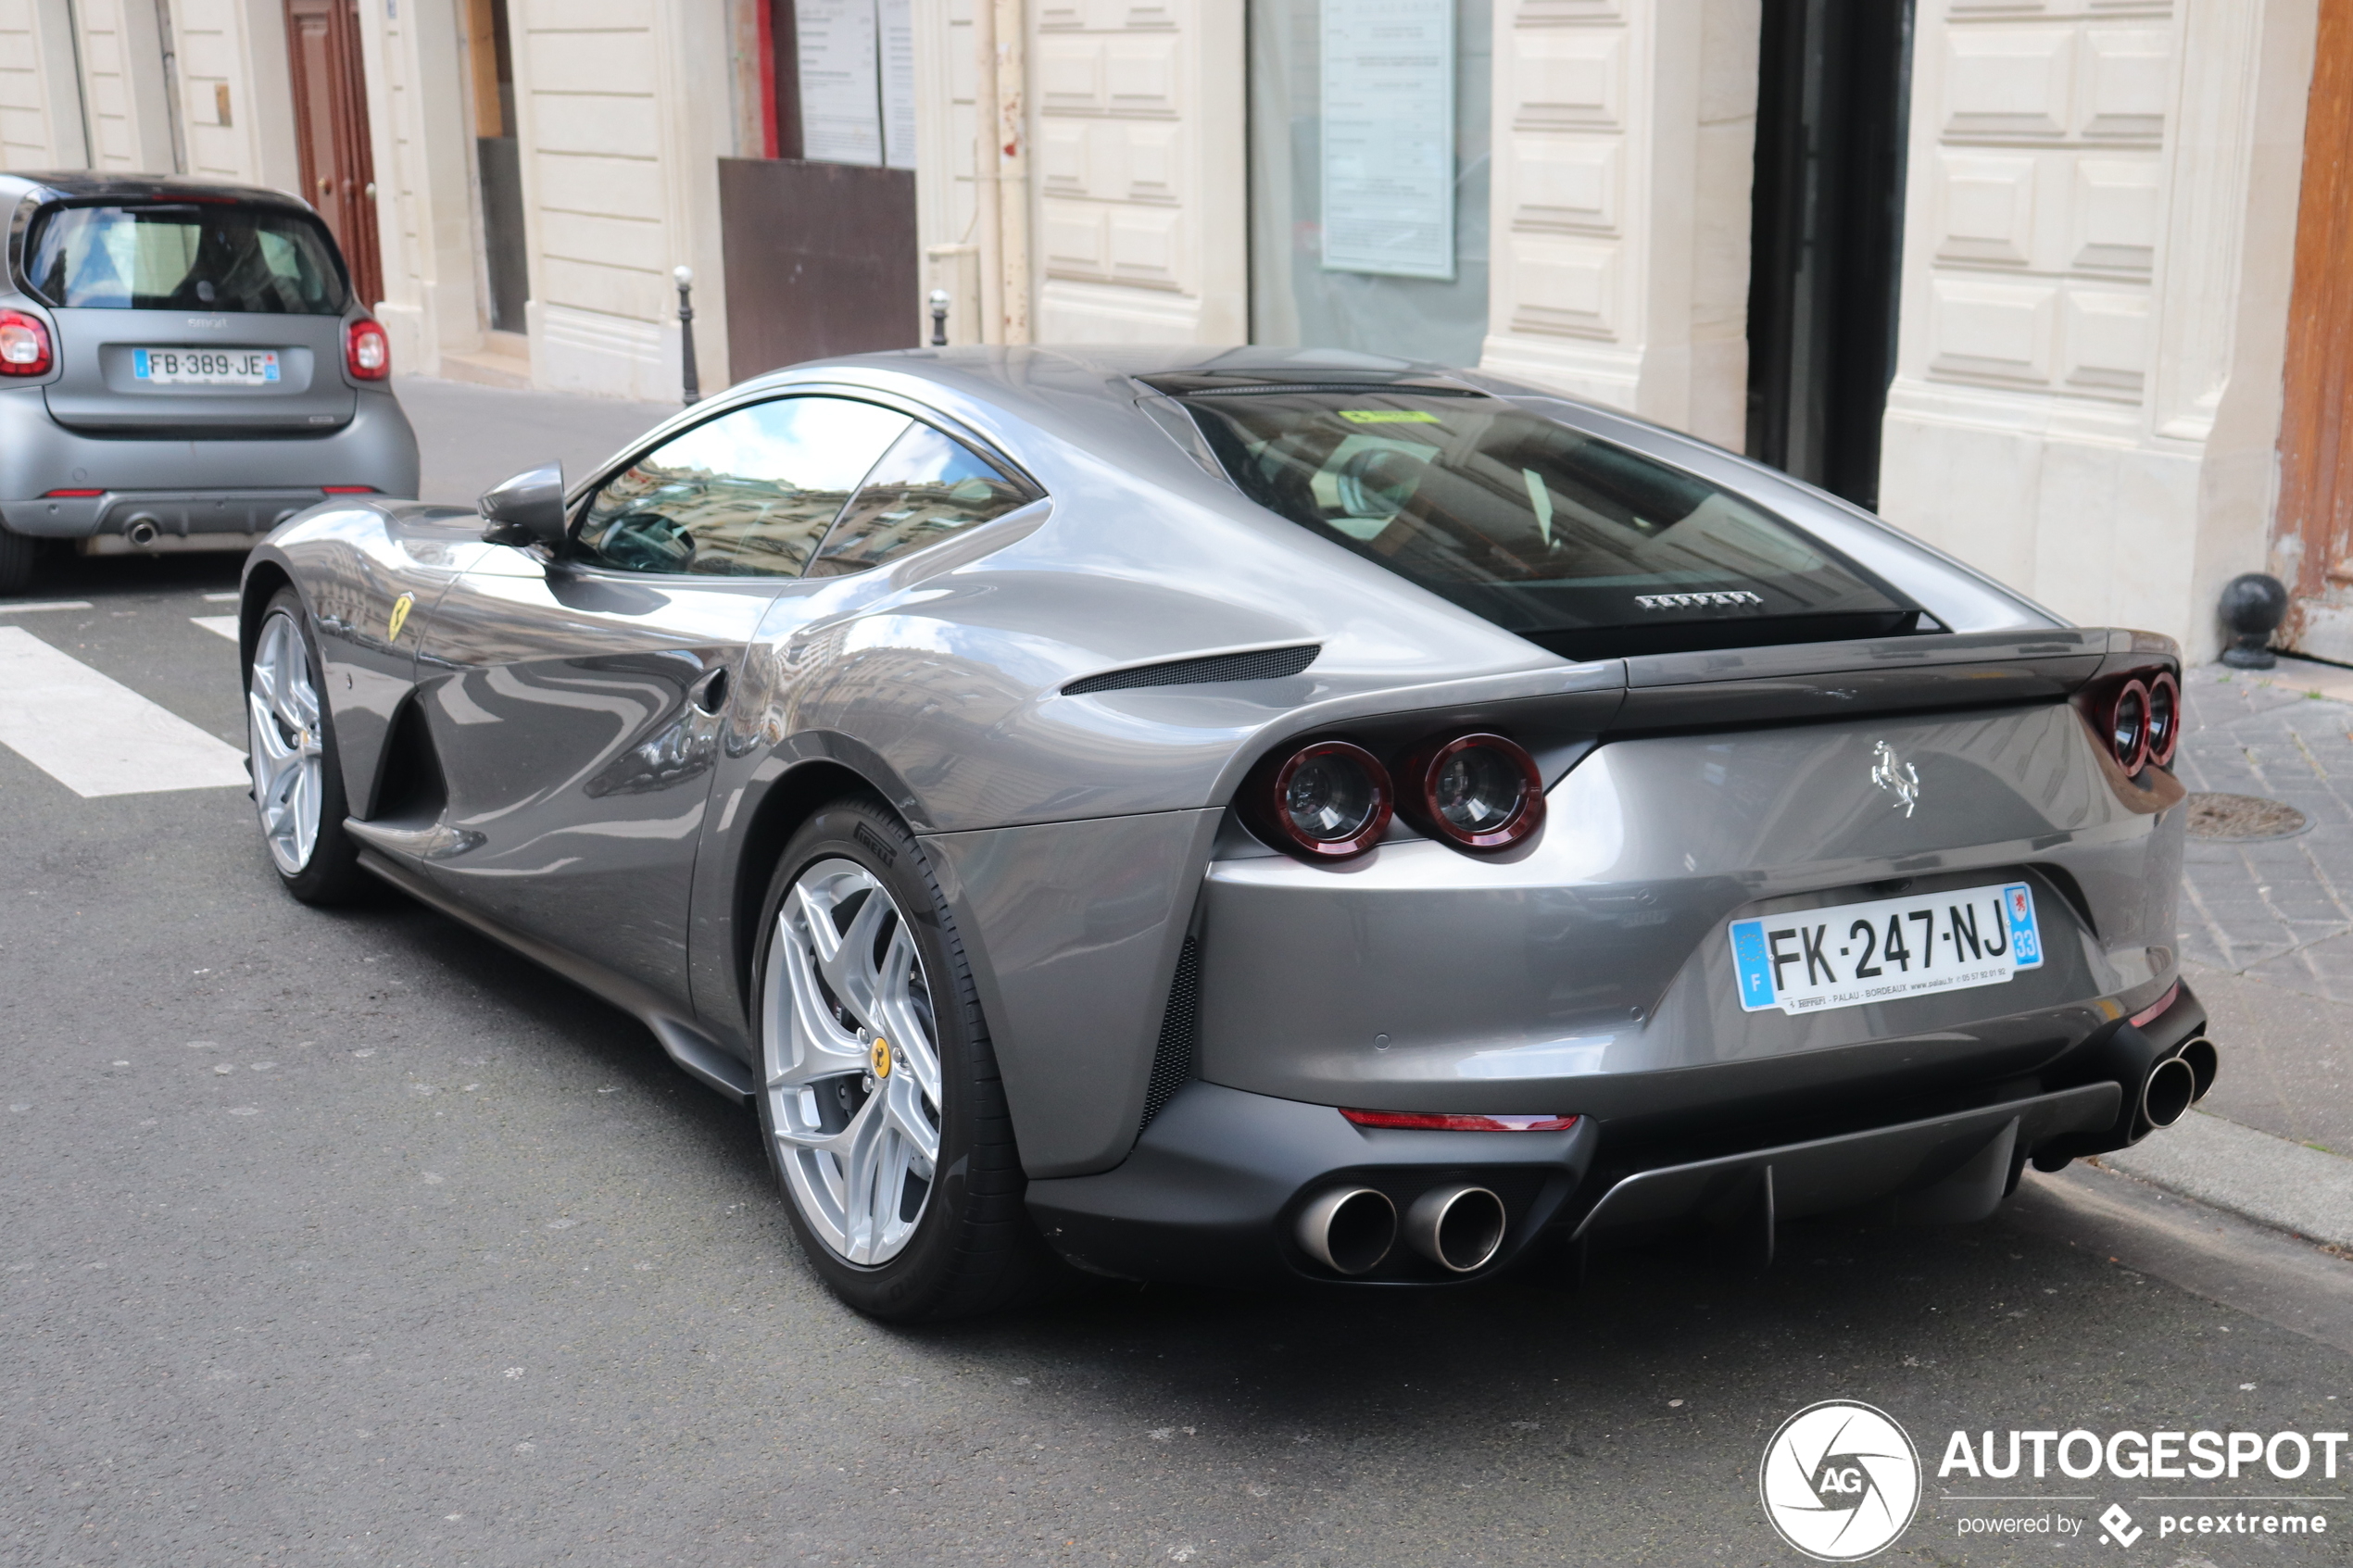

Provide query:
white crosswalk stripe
left=0, top=626, right=249, bottom=797
left=192, top=615, right=241, bottom=642
left=0, top=600, right=94, bottom=614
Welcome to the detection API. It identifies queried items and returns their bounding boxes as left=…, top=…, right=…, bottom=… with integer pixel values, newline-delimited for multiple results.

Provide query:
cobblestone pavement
left=2177, top=659, right=2353, bottom=1004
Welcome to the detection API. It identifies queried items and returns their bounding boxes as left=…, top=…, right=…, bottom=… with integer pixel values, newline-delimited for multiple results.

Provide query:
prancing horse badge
left=387, top=592, right=415, bottom=642
left=1869, top=740, right=1921, bottom=818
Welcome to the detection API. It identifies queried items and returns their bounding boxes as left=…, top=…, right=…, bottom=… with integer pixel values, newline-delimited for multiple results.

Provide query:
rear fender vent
left=1063, top=644, right=1318, bottom=696
left=1139, top=935, right=1200, bottom=1132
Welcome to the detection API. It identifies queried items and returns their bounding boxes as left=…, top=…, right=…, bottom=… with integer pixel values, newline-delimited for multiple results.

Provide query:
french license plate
left=1729, top=882, right=2043, bottom=1015
left=132, top=348, right=280, bottom=385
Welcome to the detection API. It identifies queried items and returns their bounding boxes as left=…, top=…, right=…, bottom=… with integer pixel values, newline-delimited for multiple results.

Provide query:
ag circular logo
left=1758, top=1400, right=1921, bottom=1562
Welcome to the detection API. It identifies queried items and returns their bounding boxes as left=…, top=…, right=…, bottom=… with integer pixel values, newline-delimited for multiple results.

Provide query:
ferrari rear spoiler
left=1599, top=626, right=2171, bottom=735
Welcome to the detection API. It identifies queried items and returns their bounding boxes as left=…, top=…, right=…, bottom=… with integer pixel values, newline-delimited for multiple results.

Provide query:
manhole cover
left=2185, top=792, right=2309, bottom=841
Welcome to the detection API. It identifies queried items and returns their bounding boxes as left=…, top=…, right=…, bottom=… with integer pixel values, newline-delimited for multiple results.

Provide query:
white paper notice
left=880, top=0, right=917, bottom=171
left=1320, top=0, right=1454, bottom=280
left=799, top=0, right=883, bottom=166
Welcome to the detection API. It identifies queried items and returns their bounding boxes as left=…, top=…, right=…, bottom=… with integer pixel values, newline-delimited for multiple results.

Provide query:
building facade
left=0, top=0, right=2343, bottom=663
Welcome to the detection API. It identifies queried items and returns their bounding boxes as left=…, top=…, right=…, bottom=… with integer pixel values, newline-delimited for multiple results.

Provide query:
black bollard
left=2219, top=572, right=2289, bottom=670
left=673, top=265, right=699, bottom=406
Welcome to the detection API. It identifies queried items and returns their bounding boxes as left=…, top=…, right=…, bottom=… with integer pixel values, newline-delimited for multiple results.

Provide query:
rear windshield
left=25, top=203, right=347, bottom=315
left=1174, top=388, right=1919, bottom=659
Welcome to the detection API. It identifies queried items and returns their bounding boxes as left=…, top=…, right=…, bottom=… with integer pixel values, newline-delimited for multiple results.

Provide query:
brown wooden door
left=284, top=0, right=384, bottom=310
left=2277, top=0, right=2353, bottom=661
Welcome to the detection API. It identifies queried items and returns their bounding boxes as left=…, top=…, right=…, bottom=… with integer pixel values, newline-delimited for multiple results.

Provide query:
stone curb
left=2098, top=1109, right=2353, bottom=1250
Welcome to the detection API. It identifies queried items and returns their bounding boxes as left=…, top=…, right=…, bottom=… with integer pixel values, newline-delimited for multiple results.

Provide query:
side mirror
left=479, top=462, right=567, bottom=549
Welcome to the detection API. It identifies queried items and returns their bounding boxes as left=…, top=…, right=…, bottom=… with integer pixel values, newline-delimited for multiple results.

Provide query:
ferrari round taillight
left=2106, top=678, right=2152, bottom=774
left=1258, top=740, right=1392, bottom=859
left=1402, top=732, right=1545, bottom=851
left=346, top=318, right=390, bottom=381
left=2145, top=671, right=2181, bottom=768
left=0, top=309, right=53, bottom=376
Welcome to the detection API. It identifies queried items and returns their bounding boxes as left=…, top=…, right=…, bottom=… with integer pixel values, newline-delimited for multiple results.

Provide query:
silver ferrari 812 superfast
left=234, top=348, right=2212, bottom=1319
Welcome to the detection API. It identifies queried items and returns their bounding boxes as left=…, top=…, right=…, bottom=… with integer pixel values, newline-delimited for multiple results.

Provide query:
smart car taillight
left=1249, top=739, right=1392, bottom=859
left=2145, top=670, right=2181, bottom=768
left=346, top=318, right=390, bottom=381
left=1399, top=731, right=1545, bottom=851
left=0, top=309, right=52, bottom=376
left=2106, top=679, right=2151, bottom=775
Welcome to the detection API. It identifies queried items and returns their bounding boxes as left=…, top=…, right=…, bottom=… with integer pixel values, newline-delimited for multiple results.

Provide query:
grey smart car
left=233, top=347, right=2211, bottom=1321
left=0, top=173, right=418, bottom=594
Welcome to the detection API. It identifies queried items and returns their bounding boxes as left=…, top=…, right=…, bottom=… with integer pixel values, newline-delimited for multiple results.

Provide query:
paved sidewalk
left=2177, top=659, right=2353, bottom=1000
left=2109, top=659, right=2353, bottom=1248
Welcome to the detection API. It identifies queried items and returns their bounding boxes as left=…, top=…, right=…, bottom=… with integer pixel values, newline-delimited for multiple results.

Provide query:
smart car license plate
left=132, top=348, right=281, bottom=385
left=1728, top=882, right=2043, bottom=1015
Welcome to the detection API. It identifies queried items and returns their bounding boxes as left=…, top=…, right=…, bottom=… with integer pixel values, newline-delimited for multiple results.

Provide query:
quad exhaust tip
left=2141, top=1054, right=2196, bottom=1129
left=1295, top=1186, right=1396, bottom=1276
left=1403, top=1184, right=1507, bottom=1273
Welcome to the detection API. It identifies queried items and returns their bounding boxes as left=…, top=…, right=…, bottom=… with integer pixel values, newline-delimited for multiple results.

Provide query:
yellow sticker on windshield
left=1337, top=409, right=1441, bottom=424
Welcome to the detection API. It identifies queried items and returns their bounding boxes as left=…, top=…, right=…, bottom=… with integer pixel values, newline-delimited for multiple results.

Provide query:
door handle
left=688, top=666, right=730, bottom=716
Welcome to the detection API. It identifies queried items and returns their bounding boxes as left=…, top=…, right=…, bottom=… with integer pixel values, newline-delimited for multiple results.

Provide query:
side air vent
left=1063, top=644, right=1319, bottom=696
left=1139, top=935, right=1200, bottom=1132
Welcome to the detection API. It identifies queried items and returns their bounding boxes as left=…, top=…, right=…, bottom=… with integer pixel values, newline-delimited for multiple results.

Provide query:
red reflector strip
left=1340, top=1108, right=1579, bottom=1133
left=2128, top=980, right=2181, bottom=1030
left=42, top=488, right=104, bottom=497
left=321, top=485, right=377, bottom=495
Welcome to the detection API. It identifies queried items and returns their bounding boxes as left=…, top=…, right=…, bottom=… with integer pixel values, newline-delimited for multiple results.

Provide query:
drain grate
left=2185, top=792, right=2310, bottom=841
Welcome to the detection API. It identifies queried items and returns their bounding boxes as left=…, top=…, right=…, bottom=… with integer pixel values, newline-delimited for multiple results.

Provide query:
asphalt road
left=5, top=559, right=2352, bottom=1568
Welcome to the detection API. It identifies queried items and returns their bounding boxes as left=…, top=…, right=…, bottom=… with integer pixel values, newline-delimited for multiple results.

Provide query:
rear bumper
left=6, top=488, right=339, bottom=546
left=1025, top=983, right=2208, bottom=1288
left=0, top=383, right=417, bottom=532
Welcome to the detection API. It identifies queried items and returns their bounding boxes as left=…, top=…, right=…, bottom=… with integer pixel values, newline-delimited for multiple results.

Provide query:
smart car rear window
left=1171, top=387, right=1922, bottom=659
left=25, top=203, right=347, bottom=315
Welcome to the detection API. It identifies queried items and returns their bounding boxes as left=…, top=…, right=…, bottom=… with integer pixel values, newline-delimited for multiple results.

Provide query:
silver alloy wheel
left=247, top=609, right=325, bottom=875
left=762, top=857, right=943, bottom=1265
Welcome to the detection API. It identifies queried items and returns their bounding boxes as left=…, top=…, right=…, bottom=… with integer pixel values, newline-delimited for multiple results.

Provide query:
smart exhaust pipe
left=2176, top=1037, right=2219, bottom=1102
left=1403, top=1184, right=1506, bottom=1273
left=2141, top=1054, right=2196, bottom=1130
left=1295, top=1187, right=1396, bottom=1276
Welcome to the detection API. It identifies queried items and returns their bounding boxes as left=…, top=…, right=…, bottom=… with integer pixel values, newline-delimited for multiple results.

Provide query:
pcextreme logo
left=1759, top=1400, right=1923, bottom=1561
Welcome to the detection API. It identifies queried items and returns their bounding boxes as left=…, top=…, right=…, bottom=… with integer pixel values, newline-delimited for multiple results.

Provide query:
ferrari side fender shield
left=923, top=807, right=1223, bottom=1178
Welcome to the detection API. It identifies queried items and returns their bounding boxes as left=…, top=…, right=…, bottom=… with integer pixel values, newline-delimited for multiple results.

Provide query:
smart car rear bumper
left=1025, top=984, right=2207, bottom=1287
left=7, top=488, right=346, bottom=549
left=0, top=383, right=417, bottom=533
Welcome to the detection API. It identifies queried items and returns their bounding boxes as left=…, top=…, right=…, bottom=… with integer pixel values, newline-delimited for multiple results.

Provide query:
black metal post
left=673, top=265, right=700, bottom=406
left=928, top=289, right=950, bottom=347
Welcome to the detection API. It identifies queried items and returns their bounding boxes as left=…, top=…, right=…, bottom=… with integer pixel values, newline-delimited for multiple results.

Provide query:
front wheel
left=753, top=796, right=1053, bottom=1320
left=245, top=587, right=370, bottom=904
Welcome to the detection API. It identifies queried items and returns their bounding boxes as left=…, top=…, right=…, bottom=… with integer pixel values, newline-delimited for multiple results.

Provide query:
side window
left=805, top=422, right=1041, bottom=578
left=573, top=397, right=911, bottom=576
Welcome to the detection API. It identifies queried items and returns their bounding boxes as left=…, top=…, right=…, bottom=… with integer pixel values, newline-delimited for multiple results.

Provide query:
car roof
left=859, top=344, right=1467, bottom=388
left=0, top=171, right=313, bottom=214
